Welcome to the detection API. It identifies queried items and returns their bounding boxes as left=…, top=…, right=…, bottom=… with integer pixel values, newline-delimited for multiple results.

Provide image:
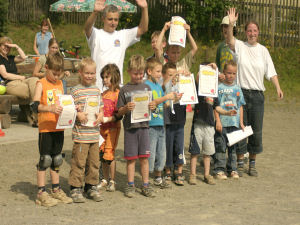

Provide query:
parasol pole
left=47, top=18, right=62, bottom=56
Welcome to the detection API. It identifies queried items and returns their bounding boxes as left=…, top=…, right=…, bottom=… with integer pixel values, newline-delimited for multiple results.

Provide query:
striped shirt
left=71, top=84, right=103, bottom=143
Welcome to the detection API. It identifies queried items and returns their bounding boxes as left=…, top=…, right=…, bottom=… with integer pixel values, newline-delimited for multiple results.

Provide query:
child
left=117, top=55, right=156, bottom=198
left=214, top=60, right=245, bottom=179
left=68, top=58, right=104, bottom=203
left=98, top=64, right=122, bottom=192
left=32, top=53, right=72, bottom=207
left=188, top=63, right=237, bottom=185
left=147, top=31, right=167, bottom=61
left=145, top=58, right=176, bottom=188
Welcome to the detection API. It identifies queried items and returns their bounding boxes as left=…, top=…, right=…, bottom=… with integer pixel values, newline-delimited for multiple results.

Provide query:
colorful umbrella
left=49, top=0, right=137, bottom=13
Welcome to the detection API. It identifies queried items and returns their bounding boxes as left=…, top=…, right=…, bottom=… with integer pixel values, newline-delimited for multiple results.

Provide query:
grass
left=7, top=23, right=300, bottom=102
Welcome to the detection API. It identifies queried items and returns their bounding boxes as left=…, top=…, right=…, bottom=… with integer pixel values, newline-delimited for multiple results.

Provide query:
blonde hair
left=46, top=53, right=64, bottom=71
left=128, top=55, right=146, bottom=71
left=223, top=60, right=237, bottom=72
left=151, top=31, right=166, bottom=43
left=0, top=37, right=13, bottom=46
left=79, top=57, right=96, bottom=71
left=146, top=57, right=162, bottom=75
left=100, top=64, right=121, bottom=91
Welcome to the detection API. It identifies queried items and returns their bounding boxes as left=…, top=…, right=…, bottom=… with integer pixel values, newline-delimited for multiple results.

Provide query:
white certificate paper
left=131, top=91, right=152, bottom=123
left=168, top=16, right=186, bottom=48
left=56, top=95, right=77, bottom=129
left=198, top=65, right=219, bottom=97
left=83, top=96, right=100, bottom=127
left=226, top=126, right=253, bottom=147
left=178, top=74, right=198, bottom=105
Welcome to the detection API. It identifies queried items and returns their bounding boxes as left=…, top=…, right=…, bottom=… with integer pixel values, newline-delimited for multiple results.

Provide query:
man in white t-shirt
left=84, top=0, right=148, bottom=92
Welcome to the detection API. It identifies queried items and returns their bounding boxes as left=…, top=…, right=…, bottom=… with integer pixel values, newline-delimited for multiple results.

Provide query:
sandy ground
left=0, top=103, right=300, bottom=225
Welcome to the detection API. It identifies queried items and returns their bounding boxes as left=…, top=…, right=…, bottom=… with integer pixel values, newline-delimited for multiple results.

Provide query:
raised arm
left=227, top=8, right=238, bottom=51
left=184, top=24, right=198, bottom=57
left=6, top=43, right=26, bottom=63
left=155, top=22, right=170, bottom=58
left=84, top=0, right=106, bottom=38
left=136, top=0, right=149, bottom=38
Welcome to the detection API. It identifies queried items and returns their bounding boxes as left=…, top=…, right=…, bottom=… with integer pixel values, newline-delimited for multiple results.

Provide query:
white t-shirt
left=87, top=27, right=140, bottom=91
left=234, top=40, right=277, bottom=91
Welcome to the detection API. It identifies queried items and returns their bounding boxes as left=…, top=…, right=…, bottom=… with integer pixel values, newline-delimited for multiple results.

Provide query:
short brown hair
left=46, top=53, right=64, bottom=71
left=245, top=20, right=260, bottom=31
left=223, top=60, right=237, bottom=71
left=101, top=63, right=121, bottom=91
left=41, top=18, right=49, bottom=27
left=146, top=58, right=162, bottom=74
left=162, top=62, right=176, bottom=75
left=128, top=55, right=146, bottom=71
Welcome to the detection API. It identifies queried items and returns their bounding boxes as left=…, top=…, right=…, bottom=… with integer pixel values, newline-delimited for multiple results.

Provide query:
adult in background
left=226, top=8, right=283, bottom=177
left=84, top=0, right=148, bottom=92
left=0, top=37, right=38, bottom=126
left=33, top=19, right=53, bottom=55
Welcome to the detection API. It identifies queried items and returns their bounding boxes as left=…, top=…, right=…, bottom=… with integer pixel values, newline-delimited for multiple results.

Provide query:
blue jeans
left=237, top=89, right=264, bottom=155
left=214, top=126, right=238, bottom=173
left=148, top=126, right=166, bottom=172
left=165, top=124, right=184, bottom=168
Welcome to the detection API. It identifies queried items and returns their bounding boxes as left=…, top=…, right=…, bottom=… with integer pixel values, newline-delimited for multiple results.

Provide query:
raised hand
left=94, top=0, right=106, bottom=12
left=227, top=8, right=238, bottom=25
left=136, top=0, right=148, bottom=9
left=183, top=23, right=190, bottom=33
left=163, top=22, right=171, bottom=31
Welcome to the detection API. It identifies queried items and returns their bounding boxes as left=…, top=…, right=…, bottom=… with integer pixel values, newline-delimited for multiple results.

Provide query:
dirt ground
left=0, top=103, right=300, bottom=225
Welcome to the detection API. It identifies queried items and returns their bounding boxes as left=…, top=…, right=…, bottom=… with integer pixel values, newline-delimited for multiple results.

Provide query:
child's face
left=48, top=43, right=59, bottom=55
left=148, top=64, right=162, bottom=82
left=223, top=65, right=237, bottom=85
left=46, top=69, right=64, bottom=83
left=163, top=68, right=177, bottom=82
left=102, top=72, right=112, bottom=88
left=167, top=45, right=181, bottom=63
left=129, top=69, right=144, bottom=84
left=103, top=12, right=119, bottom=33
left=80, top=64, right=96, bottom=86
left=151, top=36, right=166, bottom=51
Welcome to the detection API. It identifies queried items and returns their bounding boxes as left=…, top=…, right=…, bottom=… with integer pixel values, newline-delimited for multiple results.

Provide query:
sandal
left=164, top=174, right=172, bottom=184
left=174, top=173, right=184, bottom=186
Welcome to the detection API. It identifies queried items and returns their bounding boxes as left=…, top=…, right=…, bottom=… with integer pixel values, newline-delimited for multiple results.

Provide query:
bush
left=0, top=0, right=8, bottom=36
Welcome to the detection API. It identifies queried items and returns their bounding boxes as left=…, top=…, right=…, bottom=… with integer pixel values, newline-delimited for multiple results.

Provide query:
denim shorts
left=236, top=89, right=264, bottom=155
left=188, top=121, right=215, bottom=156
left=148, top=126, right=166, bottom=172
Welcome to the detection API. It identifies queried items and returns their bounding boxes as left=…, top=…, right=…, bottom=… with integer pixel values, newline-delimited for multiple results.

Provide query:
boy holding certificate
left=68, top=58, right=104, bottom=203
left=32, top=53, right=72, bottom=207
left=214, top=60, right=245, bottom=180
left=117, top=55, right=157, bottom=198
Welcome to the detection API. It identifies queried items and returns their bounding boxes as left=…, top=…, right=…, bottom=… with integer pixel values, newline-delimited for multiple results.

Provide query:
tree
left=0, top=0, right=8, bottom=36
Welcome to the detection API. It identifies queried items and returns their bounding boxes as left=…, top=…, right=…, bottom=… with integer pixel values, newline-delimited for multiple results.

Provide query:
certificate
left=198, top=65, right=218, bottom=97
left=178, top=74, right=198, bottom=105
left=226, top=126, right=253, bottom=147
left=83, top=96, right=100, bottom=127
left=131, top=91, right=152, bottom=123
left=168, top=16, right=186, bottom=48
left=56, top=95, right=77, bottom=129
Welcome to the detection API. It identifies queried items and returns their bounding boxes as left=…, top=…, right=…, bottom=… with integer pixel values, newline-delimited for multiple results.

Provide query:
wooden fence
left=7, top=0, right=300, bottom=47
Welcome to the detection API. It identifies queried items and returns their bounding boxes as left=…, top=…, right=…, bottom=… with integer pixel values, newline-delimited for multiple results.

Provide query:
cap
left=221, top=16, right=236, bottom=27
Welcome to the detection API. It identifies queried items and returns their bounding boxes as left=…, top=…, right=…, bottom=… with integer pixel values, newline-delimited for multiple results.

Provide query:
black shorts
left=38, top=131, right=64, bottom=156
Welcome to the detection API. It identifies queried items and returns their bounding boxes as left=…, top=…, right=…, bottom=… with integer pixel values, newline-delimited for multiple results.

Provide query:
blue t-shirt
left=218, top=83, right=246, bottom=128
left=145, top=80, right=165, bottom=126
left=36, top=31, right=52, bottom=55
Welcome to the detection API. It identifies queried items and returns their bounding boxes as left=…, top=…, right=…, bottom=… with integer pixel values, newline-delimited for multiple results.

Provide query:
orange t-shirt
left=38, top=77, right=63, bottom=133
left=101, top=89, right=121, bottom=129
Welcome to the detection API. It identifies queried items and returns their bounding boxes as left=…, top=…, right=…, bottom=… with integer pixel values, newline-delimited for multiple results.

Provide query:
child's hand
left=149, top=101, right=157, bottom=110
left=174, top=93, right=183, bottom=102
left=177, top=70, right=191, bottom=76
left=218, top=73, right=225, bottom=82
left=240, top=123, right=245, bottom=131
left=163, top=22, right=171, bottom=31
left=171, top=74, right=179, bottom=85
left=64, top=71, right=71, bottom=77
left=227, top=109, right=237, bottom=116
left=183, top=23, right=191, bottom=33
left=166, top=92, right=175, bottom=101
left=77, top=112, right=88, bottom=124
left=126, top=102, right=135, bottom=111
left=136, top=0, right=148, bottom=9
left=94, top=0, right=106, bottom=12
left=207, top=63, right=217, bottom=70
left=94, top=113, right=103, bottom=126
left=216, top=121, right=223, bottom=133
left=50, top=104, right=63, bottom=114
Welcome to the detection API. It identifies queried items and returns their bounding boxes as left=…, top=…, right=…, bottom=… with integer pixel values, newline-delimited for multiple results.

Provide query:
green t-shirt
left=216, top=41, right=234, bottom=72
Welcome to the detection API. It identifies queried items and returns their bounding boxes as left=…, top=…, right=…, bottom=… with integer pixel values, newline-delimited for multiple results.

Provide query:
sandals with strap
left=174, top=173, right=184, bottom=186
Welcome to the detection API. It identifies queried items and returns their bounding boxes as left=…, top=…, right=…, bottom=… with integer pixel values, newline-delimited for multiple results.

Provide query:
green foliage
left=0, top=0, right=8, bottom=36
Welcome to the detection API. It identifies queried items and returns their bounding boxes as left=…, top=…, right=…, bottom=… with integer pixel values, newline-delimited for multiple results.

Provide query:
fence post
left=271, top=0, right=276, bottom=48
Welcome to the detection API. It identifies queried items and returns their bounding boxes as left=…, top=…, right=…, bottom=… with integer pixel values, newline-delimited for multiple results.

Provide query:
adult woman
left=0, top=36, right=38, bottom=126
left=33, top=38, right=69, bottom=93
left=33, top=19, right=53, bottom=55
left=226, top=8, right=283, bottom=176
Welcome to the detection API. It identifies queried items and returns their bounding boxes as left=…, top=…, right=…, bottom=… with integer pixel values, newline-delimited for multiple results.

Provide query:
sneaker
left=86, top=186, right=103, bottom=202
left=141, top=185, right=155, bottom=198
left=204, top=175, right=216, bottom=185
left=36, top=191, right=58, bottom=207
left=153, top=178, right=171, bottom=189
left=237, top=165, right=244, bottom=177
left=215, top=171, right=228, bottom=180
left=106, top=180, right=116, bottom=192
left=189, top=174, right=197, bottom=185
left=96, top=179, right=108, bottom=190
left=124, top=184, right=135, bottom=198
left=70, top=188, right=85, bottom=203
left=230, top=171, right=239, bottom=179
left=51, top=188, right=73, bottom=204
left=248, top=166, right=258, bottom=177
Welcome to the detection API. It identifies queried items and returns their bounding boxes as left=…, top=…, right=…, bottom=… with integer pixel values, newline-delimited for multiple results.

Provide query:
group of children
left=32, top=18, right=246, bottom=207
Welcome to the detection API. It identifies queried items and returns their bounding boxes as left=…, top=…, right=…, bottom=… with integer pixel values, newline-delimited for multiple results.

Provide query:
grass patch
left=7, top=23, right=300, bottom=102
